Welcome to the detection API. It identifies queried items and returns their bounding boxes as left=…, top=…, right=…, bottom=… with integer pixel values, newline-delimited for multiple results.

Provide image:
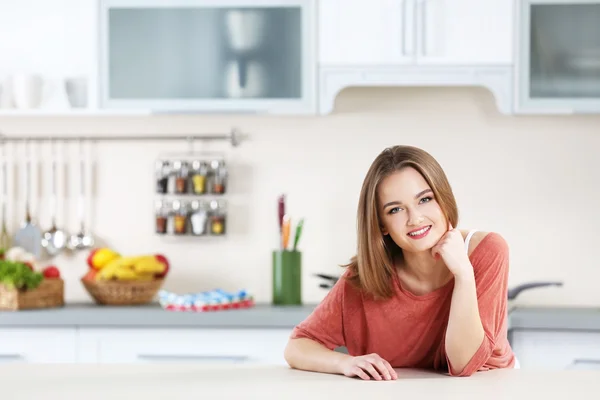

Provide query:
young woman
left=284, top=145, right=517, bottom=380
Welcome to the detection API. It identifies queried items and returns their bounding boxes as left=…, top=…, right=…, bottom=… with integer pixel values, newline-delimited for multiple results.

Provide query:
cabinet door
left=78, top=328, right=292, bottom=365
left=511, top=330, right=600, bottom=370
left=0, top=328, right=77, bottom=363
left=100, top=0, right=316, bottom=114
left=516, top=0, right=600, bottom=113
left=416, top=0, right=513, bottom=65
left=318, top=0, right=415, bottom=65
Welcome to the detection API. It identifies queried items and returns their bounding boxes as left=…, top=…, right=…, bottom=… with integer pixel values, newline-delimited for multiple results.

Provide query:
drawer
left=0, top=328, right=77, bottom=363
left=78, top=328, right=293, bottom=365
left=511, top=330, right=600, bottom=370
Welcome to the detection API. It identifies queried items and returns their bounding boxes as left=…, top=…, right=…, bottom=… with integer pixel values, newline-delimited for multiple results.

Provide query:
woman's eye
left=420, top=196, right=433, bottom=204
left=388, top=207, right=402, bottom=214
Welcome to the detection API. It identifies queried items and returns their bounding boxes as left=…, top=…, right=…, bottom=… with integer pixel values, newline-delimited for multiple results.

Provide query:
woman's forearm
left=284, top=338, right=352, bottom=374
left=445, top=270, right=485, bottom=374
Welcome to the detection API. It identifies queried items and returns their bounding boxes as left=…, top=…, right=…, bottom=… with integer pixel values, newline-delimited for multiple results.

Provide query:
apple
left=43, top=266, right=61, bottom=279
left=154, top=254, right=170, bottom=278
left=86, top=249, right=99, bottom=268
left=82, top=269, right=97, bottom=281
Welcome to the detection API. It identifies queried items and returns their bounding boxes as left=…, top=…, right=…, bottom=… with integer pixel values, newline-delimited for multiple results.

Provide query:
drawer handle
left=137, top=354, right=250, bottom=362
left=0, top=354, right=24, bottom=361
left=573, top=359, right=600, bottom=365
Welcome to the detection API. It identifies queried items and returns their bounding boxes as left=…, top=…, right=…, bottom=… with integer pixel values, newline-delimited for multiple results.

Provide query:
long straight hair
left=343, top=146, right=459, bottom=300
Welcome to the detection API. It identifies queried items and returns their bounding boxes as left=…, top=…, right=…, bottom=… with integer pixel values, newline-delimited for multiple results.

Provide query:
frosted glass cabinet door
left=99, top=0, right=315, bottom=113
left=517, top=0, right=600, bottom=113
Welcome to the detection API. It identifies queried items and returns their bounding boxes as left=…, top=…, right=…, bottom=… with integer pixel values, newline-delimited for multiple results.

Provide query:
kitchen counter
left=2, top=364, right=599, bottom=399
left=2, top=303, right=600, bottom=332
left=0, top=303, right=317, bottom=328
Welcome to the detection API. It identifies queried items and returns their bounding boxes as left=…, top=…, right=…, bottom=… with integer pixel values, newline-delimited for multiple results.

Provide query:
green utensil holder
left=272, top=250, right=302, bottom=305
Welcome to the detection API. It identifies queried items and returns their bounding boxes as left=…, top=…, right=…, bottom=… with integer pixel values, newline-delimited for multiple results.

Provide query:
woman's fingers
left=352, top=366, right=371, bottom=380
left=380, top=359, right=398, bottom=380
left=360, top=361, right=382, bottom=381
left=372, top=360, right=392, bottom=380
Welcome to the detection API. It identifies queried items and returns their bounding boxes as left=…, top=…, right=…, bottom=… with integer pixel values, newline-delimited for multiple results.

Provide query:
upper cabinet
left=515, top=0, right=600, bottom=113
left=99, top=0, right=316, bottom=114
left=318, top=0, right=514, bottom=67
left=318, top=0, right=414, bottom=66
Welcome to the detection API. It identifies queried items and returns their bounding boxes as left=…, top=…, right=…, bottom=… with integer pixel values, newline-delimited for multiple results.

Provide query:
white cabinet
left=0, top=328, right=77, bottom=363
left=77, top=328, right=291, bottom=365
left=318, top=0, right=415, bottom=65
left=318, top=0, right=513, bottom=67
left=511, top=331, right=600, bottom=370
left=98, top=0, right=317, bottom=114
left=515, top=0, right=600, bottom=114
left=0, top=0, right=317, bottom=116
left=416, top=0, right=513, bottom=65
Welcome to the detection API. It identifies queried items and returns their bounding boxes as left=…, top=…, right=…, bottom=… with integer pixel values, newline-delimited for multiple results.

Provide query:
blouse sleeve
left=447, top=232, right=511, bottom=377
left=289, top=275, right=346, bottom=351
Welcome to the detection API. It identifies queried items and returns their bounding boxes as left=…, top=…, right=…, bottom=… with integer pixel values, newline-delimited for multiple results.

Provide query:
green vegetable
left=0, top=260, right=43, bottom=291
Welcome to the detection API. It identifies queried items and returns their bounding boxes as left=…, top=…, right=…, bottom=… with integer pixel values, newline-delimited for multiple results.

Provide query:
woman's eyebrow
left=382, top=189, right=433, bottom=209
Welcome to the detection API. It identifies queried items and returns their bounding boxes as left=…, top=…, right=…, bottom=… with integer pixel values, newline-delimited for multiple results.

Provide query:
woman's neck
left=396, top=251, right=452, bottom=290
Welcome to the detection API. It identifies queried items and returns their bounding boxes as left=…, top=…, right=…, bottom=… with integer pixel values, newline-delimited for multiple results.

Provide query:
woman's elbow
left=284, top=339, right=300, bottom=368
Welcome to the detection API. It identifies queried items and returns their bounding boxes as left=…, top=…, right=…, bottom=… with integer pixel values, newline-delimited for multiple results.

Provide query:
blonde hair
left=343, top=145, right=459, bottom=299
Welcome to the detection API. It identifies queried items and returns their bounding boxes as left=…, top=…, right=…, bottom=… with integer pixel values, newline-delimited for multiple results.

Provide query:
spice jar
left=191, top=160, right=208, bottom=195
left=172, top=160, right=189, bottom=194
left=172, top=200, right=189, bottom=235
left=155, top=160, right=171, bottom=194
left=155, top=200, right=169, bottom=234
left=209, top=200, right=226, bottom=235
left=210, top=159, right=228, bottom=194
left=190, top=200, right=208, bottom=236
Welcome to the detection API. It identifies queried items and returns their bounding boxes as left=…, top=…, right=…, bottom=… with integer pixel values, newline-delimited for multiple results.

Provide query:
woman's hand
left=339, top=353, right=398, bottom=381
left=431, top=224, right=473, bottom=279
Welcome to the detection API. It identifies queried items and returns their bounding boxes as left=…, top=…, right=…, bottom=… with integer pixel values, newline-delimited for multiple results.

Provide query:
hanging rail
left=0, top=127, right=244, bottom=147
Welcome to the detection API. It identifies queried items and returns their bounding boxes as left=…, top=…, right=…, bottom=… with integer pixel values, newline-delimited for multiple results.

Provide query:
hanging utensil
left=0, top=140, right=11, bottom=253
left=41, top=139, right=66, bottom=256
left=68, top=139, right=94, bottom=250
left=14, top=140, right=41, bottom=257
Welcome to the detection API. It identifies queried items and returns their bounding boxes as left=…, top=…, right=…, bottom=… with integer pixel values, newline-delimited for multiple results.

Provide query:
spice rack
left=154, top=153, right=228, bottom=237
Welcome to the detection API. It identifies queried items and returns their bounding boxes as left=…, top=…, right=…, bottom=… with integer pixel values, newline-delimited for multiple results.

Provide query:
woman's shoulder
left=465, top=230, right=509, bottom=258
left=464, top=230, right=510, bottom=283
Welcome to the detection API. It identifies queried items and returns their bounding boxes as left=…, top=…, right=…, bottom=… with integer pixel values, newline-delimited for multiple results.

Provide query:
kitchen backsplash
left=1, top=87, right=598, bottom=306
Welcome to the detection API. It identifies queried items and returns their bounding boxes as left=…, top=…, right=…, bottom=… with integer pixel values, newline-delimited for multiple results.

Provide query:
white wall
left=1, top=86, right=599, bottom=307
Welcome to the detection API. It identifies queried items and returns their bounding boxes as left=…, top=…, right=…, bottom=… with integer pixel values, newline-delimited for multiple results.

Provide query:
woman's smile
left=407, top=225, right=432, bottom=239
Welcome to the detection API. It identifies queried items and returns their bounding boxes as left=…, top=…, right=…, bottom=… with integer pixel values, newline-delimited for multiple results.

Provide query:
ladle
left=41, top=139, right=66, bottom=256
left=68, top=139, right=94, bottom=250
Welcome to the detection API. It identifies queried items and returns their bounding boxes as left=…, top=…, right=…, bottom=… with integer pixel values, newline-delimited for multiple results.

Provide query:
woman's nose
left=407, top=211, right=424, bottom=226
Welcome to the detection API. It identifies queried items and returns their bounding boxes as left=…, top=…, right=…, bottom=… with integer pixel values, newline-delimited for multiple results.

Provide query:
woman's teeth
left=408, top=226, right=431, bottom=236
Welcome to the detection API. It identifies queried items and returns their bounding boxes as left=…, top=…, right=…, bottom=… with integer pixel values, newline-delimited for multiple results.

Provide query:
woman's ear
left=381, top=225, right=388, bottom=236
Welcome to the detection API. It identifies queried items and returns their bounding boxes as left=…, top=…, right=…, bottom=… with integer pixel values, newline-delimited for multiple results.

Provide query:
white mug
left=0, top=77, right=14, bottom=109
left=65, top=77, right=88, bottom=108
left=225, top=10, right=267, bottom=53
left=12, top=74, right=46, bottom=109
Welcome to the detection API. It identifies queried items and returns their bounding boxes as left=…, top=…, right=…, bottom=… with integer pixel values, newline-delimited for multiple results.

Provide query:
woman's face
left=377, top=167, right=448, bottom=254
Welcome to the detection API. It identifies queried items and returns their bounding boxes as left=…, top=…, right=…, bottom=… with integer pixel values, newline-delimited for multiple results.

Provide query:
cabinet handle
left=573, top=359, right=600, bottom=365
left=0, top=354, right=24, bottom=361
left=137, top=354, right=250, bottom=362
left=402, top=0, right=416, bottom=56
left=419, top=0, right=427, bottom=56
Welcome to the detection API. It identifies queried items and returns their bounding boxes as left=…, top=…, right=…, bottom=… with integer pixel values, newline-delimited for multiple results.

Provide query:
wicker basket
left=81, top=278, right=164, bottom=305
left=0, top=279, right=65, bottom=311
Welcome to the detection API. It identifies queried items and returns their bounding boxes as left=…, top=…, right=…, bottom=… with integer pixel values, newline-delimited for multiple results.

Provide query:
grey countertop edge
left=2, top=303, right=600, bottom=332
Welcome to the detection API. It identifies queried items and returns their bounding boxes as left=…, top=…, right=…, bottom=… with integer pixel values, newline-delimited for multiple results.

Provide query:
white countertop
left=2, top=364, right=599, bottom=399
left=3, top=303, right=600, bottom=332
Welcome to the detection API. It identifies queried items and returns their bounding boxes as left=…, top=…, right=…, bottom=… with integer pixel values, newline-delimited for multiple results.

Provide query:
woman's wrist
left=453, top=265, right=475, bottom=285
left=333, top=352, right=353, bottom=374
